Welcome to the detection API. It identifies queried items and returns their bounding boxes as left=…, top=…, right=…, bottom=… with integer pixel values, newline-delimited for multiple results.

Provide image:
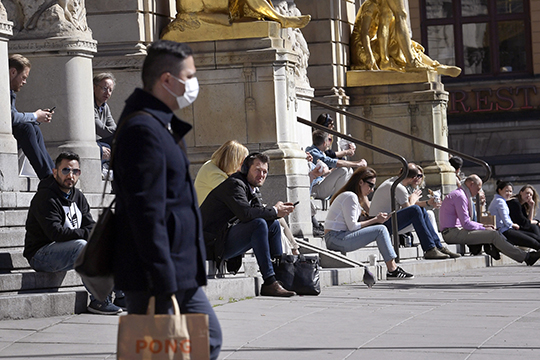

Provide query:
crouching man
left=200, top=153, right=296, bottom=297
left=23, top=152, right=123, bottom=314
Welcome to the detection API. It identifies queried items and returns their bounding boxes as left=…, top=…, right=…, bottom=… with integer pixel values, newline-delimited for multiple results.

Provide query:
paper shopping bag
left=117, top=295, right=191, bottom=360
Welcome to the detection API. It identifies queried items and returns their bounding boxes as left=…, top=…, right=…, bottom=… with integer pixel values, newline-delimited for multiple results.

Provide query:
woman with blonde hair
left=325, top=166, right=414, bottom=279
left=195, top=140, right=249, bottom=206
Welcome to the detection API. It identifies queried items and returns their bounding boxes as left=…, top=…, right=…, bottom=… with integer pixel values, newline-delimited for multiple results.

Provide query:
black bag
left=273, top=254, right=321, bottom=295
left=74, top=198, right=116, bottom=302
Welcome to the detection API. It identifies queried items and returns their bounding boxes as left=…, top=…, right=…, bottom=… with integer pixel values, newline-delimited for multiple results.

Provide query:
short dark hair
left=316, top=113, right=333, bottom=128
left=449, top=156, right=463, bottom=171
left=312, top=130, right=328, bottom=147
left=496, top=180, right=513, bottom=194
left=55, top=152, right=80, bottom=168
left=241, top=152, right=270, bottom=175
left=142, top=40, right=193, bottom=91
left=9, top=54, right=31, bottom=73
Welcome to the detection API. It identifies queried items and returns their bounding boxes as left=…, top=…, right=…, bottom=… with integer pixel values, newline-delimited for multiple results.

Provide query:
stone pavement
left=1, top=264, right=540, bottom=359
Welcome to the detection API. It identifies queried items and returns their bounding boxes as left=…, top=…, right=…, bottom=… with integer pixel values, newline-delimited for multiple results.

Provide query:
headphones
left=240, top=153, right=261, bottom=176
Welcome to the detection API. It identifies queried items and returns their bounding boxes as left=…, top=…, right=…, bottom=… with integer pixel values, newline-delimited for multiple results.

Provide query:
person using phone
left=9, top=54, right=55, bottom=179
left=324, top=166, right=414, bottom=279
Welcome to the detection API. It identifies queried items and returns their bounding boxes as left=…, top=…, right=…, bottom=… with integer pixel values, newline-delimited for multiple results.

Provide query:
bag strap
left=146, top=294, right=181, bottom=315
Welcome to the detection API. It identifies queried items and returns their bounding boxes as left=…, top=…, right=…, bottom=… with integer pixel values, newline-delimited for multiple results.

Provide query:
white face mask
left=162, top=75, right=199, bottom=109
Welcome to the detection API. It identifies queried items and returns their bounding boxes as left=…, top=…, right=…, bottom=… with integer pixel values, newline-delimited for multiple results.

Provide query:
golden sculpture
left=350, top=0, right=461, bottom=77
left=164, top=0, right=310, bottom=36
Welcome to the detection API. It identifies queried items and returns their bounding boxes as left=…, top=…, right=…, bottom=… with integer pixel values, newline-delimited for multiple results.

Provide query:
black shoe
left=387, top=266, right=414, bottom=279
left=525, top=251, right=540, bottom=266
left=484, top=244, right=501, bottom=260
left=469, top=244, right=482, bottom=256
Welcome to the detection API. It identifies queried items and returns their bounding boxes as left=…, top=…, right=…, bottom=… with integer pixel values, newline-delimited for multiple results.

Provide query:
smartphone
left=387, top=210, right=397, bottom=216
left=49, top=106, right=56, bottom=112
left=293, top=201, right=300, bottom=206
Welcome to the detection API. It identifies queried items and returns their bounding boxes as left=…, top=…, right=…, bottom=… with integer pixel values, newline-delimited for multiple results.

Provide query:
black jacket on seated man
left=200, top=171, right=277, bottom=265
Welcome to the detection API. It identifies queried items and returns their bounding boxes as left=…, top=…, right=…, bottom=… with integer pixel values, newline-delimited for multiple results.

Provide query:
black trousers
left=503, top=228, right=540, bottom=250
left=12, top=122, right=53, bottom=179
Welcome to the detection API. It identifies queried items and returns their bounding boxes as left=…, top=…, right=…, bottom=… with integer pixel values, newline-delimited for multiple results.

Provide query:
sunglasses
left=415, top=174, right=424, bottom=179
left=365, top=181, right=376, bottom=189
left=61, top=167, right=81, bottom=176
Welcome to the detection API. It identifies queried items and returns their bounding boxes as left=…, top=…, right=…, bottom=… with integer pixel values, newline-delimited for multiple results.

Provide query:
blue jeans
left=325, top=224, right=397, bottom=262
left=124, top=287, right=222, bottom=360
left=12, top=122, right=54, bottom=180
left=29, top=239, right=86, bottom=272
left=224, top=218, right=282, bottom=280
left=383, top=205, right=442, bottom=251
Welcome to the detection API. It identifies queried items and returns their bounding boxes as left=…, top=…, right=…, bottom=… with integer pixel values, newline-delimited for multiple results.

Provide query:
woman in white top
left=325, top=167, right=413, bottom=279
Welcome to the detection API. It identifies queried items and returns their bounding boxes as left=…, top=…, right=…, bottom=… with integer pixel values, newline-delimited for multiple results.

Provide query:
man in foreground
left=111, top=40, right=222, bottom=359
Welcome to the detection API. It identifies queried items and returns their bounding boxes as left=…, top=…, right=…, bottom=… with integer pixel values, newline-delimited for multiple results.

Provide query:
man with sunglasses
left=23, top=152, right=122, bottom=315
left=369, top=163, right=460, bottom=259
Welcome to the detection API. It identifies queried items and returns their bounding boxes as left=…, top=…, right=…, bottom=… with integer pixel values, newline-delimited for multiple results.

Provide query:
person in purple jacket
left=439, top=174, right=540, bottom=265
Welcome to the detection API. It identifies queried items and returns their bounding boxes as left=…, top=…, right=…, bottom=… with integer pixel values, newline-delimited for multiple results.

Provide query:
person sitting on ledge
left=325, top=166, right=414, bottom=279
left=440, top=175, right=540, bottom=266
left=200, top=152, right=296, bottom=297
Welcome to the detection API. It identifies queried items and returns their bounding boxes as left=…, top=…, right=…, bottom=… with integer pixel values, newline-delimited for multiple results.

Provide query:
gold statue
left=168, top=0, right=310, bottom=31
left=350, top=0, right=461, bottom=77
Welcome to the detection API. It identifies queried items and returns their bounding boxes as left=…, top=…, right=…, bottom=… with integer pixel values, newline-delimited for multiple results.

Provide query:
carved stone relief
left=3, top=0, right=92, bottom=39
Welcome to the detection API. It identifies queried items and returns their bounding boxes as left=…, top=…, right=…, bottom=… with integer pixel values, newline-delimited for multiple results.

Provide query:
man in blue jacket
left=112, top=40, right=222, bottom=359
left=9, top=54, right=54, bottom=179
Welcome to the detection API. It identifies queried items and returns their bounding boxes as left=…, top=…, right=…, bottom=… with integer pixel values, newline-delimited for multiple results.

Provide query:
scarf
left=462, top=185, right=476, bottom=221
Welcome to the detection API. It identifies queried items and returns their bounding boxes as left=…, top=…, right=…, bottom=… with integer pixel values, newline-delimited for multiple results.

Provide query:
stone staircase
left=0, top=185, right=512, bottom=320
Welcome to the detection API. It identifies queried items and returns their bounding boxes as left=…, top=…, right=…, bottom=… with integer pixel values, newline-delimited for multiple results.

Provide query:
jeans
left=124, top=287, right=222, bottom=360
left=224, top=218, right=282, bottom=280
left=383, top=205, right=442, bottom=252
left=12, top=122, right=54, bottom=180
left=29, top=239, right=86, bottom=272
left=312, top=167, right=352, bottom=199
left=325, top=224, right=397, bottom=261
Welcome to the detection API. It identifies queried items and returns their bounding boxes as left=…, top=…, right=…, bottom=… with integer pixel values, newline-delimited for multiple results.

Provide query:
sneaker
left=439, top=246, right=461, bottom=258
left=88, top=299, right=122, bottom=315
left=113, top=296, right=126, bottom=309
left=424, top=248, right=449, bottom=259
left=525, top=251, right=540, bottom=266
left=387, top=266, right=414, bottom=279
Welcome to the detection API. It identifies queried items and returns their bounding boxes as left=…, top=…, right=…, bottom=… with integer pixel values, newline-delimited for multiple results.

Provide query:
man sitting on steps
left=23, top=152, right=123, bottom=315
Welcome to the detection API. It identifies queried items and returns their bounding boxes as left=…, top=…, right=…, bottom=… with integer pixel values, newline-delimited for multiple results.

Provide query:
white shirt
left=369, top=176, right=409, bottom=216
left=325, top=192, right=364, bottom=232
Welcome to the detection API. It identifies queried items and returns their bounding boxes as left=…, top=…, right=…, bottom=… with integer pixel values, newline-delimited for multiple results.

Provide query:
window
left=420, top=0, right=532, bottom=78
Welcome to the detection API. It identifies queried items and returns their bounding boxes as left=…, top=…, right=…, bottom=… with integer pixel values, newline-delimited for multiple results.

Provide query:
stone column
left=346, top=70, right=456, bottom=194
left=6, top=1, right=100, bottom=192
left=0, top=3, right=17, bottom=191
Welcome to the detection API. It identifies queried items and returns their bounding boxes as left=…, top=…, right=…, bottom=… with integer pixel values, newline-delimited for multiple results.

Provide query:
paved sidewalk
left=1, top=264, right=540, bottom=359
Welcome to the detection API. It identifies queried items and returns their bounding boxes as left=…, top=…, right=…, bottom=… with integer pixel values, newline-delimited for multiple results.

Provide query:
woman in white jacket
left=325, top=166, right=414, bottom=279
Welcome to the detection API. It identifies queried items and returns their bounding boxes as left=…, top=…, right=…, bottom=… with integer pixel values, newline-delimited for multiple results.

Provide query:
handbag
left=117, top=295, right=210, bottom=360
left=273, top=254, right=321, bottom=295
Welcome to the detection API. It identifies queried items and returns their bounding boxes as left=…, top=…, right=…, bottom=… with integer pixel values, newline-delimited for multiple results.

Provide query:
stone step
left=0, top=287, right=88, bottom=320
left=0, top=248, right=29, bottom=270
left=0, top=227, right=25, bottom=248
left=0, top=270, right=82, bottom=293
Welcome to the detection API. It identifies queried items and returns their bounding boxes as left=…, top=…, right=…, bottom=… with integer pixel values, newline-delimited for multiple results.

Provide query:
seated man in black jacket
left=200, top=152, right=296, bottom=297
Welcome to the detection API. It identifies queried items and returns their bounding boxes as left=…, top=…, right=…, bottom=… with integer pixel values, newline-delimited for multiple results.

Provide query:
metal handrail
left=311, top=99, right=492, bottom=183
left=301, top=99, right=493, bottom=259
left=298, top=117, right=407, bottom=261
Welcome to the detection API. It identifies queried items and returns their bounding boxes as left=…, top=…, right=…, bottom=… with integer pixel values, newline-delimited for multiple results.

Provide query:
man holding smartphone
left=201, top=152, right=297, bottom=297
left=9, top=54, right=55, bottom=180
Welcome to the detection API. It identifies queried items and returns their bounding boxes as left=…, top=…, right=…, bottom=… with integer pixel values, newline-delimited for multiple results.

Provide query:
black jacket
left=200, top=172, right=278, bottom=262
left=507, top=198, right=535, bottom=231
left=112, top=88, right=206, bottom=295
left=24, top=176, right=95, bottom=261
